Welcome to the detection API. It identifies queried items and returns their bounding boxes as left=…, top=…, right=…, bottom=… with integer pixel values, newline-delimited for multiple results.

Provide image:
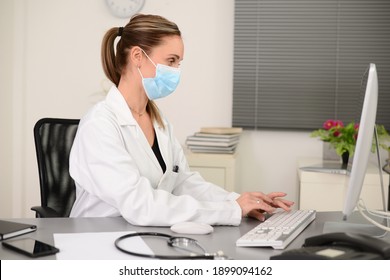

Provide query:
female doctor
left=69, top=14, right=294, bottom=226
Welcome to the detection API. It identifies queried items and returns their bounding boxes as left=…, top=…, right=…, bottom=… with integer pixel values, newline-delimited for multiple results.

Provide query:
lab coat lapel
left=106, top=86, right=163, bottom=178
left=139, top=127, right=162, bottom=173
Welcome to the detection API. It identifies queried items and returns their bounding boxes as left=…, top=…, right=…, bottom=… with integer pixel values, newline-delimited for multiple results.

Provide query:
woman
left=69, top=14, right=293, bottom=226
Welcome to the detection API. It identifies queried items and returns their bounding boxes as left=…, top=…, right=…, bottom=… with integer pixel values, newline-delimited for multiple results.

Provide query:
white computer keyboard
left=236, top=209, right=316, bottom=249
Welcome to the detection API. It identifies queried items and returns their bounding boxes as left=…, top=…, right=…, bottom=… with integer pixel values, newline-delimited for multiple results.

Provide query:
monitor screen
left=342, top=63, right=378, bottom=219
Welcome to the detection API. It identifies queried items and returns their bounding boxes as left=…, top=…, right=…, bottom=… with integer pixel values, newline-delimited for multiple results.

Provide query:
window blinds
left=233, top=0, right=390, bottom=130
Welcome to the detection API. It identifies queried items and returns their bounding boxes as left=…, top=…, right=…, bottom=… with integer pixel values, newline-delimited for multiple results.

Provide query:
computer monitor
left=343, top=63, right=379, bottom=219
left=324, top=63, right=389, bottom=235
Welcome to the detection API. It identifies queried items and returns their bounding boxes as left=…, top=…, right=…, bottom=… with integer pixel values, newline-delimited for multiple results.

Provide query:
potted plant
left=311, top=120, right=358, bottom=165
left=311, top=120, right=390, bottom=165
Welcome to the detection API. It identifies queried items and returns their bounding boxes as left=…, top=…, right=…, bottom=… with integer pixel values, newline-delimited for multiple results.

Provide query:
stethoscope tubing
left=114, top=232, right=215, bottom=259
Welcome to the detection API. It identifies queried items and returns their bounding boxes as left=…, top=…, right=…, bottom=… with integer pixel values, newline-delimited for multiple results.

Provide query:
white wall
left=0, top=0, right=15, bottom=218
left=4, top=0, right=382, bottom=218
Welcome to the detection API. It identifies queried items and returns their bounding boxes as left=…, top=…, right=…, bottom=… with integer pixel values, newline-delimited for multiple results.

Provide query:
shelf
left=298, top=158, right=389, bottom=211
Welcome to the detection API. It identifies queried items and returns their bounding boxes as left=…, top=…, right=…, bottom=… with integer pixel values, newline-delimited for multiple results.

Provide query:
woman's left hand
left=246, top=192, right=294, bottom=221
left=267, top=192, right=295, bottom=211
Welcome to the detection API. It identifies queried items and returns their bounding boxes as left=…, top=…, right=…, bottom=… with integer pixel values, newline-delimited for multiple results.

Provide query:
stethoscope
left=115, top=232, right=229, bottom=259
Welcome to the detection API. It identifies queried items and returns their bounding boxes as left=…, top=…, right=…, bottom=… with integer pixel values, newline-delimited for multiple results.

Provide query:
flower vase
left=323, top=142, right=339, bottom=161
left=341, top=151, right=349, bottom=166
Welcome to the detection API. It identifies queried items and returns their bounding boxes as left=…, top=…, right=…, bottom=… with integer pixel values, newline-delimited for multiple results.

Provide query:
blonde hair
left=101, top=14, right=181, bottom=128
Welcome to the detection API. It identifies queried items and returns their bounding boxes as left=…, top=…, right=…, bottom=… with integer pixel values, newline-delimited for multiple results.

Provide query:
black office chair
left=31, top=118, right=80, bottom=218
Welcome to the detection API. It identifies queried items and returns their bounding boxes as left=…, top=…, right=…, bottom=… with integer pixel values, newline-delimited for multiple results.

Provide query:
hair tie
left=118, top=27, right=124, bottom=37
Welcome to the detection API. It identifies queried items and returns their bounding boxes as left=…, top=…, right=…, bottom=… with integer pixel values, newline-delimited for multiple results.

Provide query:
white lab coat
left=69, top=86, right=242, bottom=226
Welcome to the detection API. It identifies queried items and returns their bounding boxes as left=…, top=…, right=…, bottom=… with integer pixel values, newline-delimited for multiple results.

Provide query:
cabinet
left=185, top=151, right=237, bottom=192
left=298, top=158, right=389, bottom=211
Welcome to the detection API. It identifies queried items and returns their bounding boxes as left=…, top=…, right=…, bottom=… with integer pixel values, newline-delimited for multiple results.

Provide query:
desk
left=1, top=212, right=388, bottom=260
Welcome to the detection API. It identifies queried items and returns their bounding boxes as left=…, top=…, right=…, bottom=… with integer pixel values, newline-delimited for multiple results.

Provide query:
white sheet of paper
left=53, top=231, right=153, bottom=260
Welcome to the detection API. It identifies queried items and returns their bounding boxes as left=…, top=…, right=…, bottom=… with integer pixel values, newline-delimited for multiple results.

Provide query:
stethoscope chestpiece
left=168, top=236, right=229, bottom=260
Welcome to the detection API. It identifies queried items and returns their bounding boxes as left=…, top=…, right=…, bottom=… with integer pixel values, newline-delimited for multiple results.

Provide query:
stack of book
left=186, top=127, right=243, bottom=154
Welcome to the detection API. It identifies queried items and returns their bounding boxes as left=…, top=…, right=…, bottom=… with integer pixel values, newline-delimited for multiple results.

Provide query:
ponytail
left=101, top=27, right=121, bottom=86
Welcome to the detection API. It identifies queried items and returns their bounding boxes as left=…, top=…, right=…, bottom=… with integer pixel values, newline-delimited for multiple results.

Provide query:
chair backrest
left=34, top=118, right=80, bottom=217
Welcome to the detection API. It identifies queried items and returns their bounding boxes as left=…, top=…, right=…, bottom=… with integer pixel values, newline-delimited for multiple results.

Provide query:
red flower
left=323, top=120, right=334, bottom=130
left=323, top=119, right=344, bottom=130
left=333, top=131, right=341, bottom=137
left=335, top=120, right=344, bottom=128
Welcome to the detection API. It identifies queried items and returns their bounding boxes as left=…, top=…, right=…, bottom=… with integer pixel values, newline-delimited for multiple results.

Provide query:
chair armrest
left=31, top=206, right=61, bottom=218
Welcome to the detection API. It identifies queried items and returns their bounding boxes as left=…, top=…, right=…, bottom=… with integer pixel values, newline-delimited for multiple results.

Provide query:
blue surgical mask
left=137, top=50, right=181, bottom=100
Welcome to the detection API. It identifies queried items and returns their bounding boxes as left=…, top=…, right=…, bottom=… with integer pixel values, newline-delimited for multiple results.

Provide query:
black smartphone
left=2, top=238, right=59, bottom=258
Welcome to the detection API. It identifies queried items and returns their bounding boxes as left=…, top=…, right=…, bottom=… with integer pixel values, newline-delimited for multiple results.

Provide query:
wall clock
left=105, top=0, right=145, bottom=18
